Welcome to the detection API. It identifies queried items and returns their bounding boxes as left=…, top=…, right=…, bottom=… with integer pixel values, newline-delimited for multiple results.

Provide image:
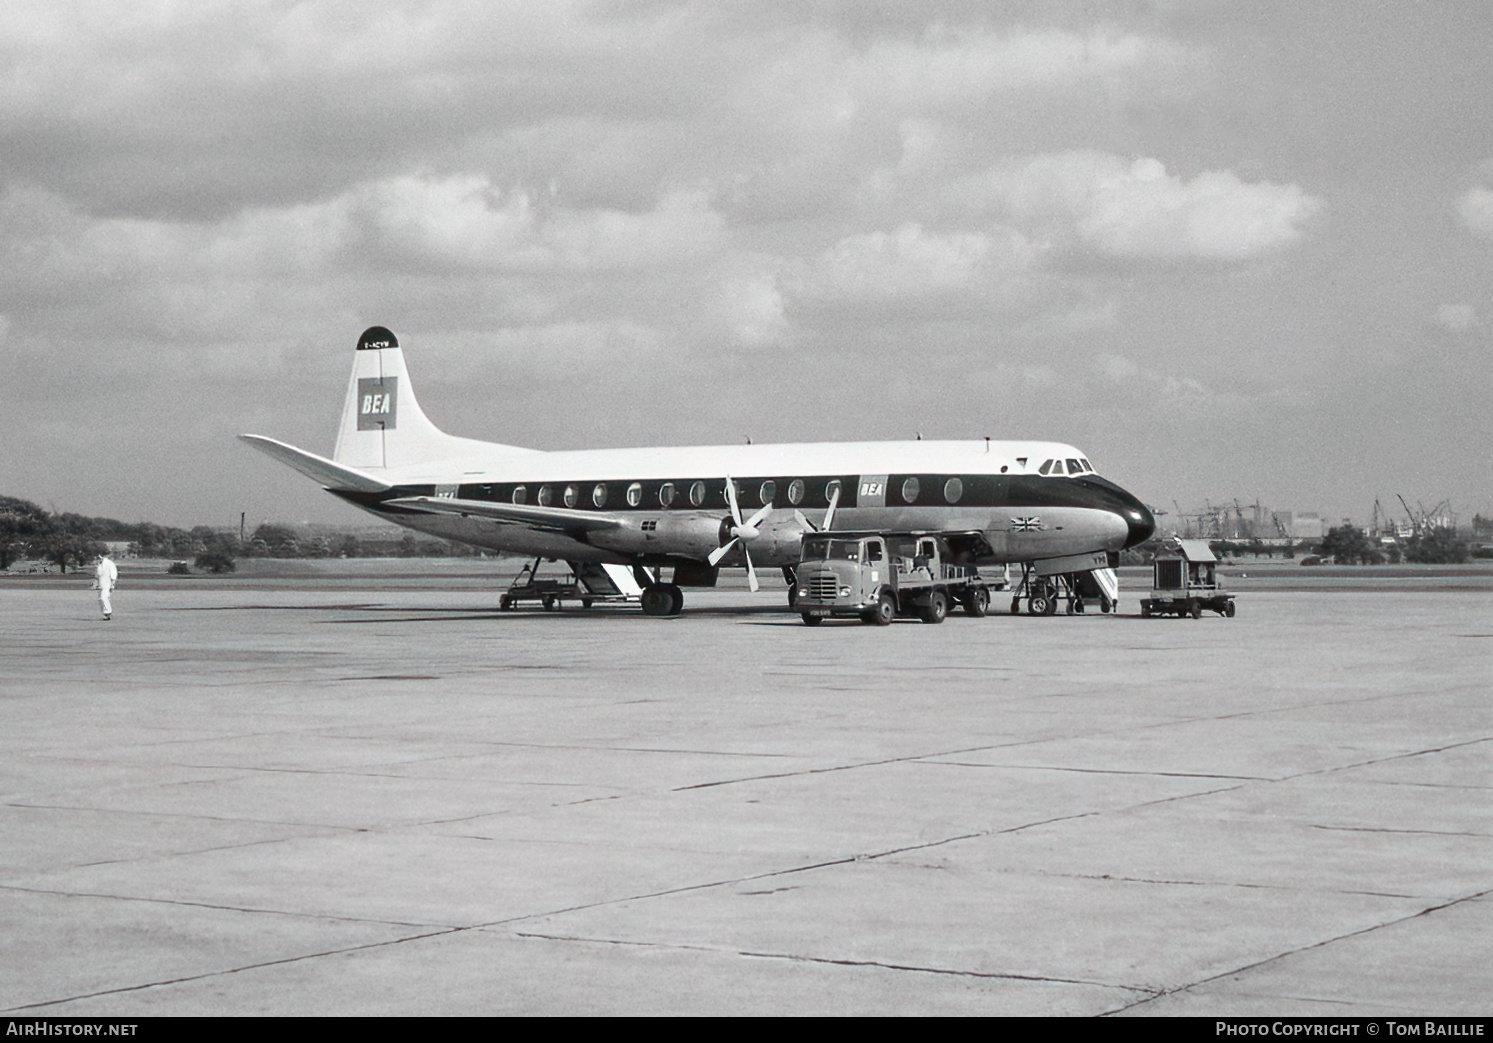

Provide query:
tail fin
left=333, top=326, right=529, bottom=471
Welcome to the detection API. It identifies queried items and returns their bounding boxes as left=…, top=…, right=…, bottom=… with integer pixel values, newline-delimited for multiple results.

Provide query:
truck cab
left=792, top=531, right=990, bottom=625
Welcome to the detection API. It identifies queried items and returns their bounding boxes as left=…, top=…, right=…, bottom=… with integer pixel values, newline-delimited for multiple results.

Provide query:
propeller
left=708, top=477, right=774, bottom=591
left=793, top=482, right=841, bottom=534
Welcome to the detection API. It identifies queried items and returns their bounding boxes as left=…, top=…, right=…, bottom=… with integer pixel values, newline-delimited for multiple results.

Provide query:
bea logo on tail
left=356, top=377, right=398, bottom=430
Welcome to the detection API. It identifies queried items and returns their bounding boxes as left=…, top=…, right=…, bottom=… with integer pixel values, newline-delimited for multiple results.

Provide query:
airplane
left=241, top=326, right=1157, bottom=616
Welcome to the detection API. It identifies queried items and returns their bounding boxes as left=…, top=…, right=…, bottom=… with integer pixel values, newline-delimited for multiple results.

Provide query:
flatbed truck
left=792, top=531, right=990, bottom=625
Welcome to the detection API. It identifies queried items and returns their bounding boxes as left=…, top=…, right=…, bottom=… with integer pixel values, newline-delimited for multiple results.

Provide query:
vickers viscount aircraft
left=242, top=326, right=1156, bottom=616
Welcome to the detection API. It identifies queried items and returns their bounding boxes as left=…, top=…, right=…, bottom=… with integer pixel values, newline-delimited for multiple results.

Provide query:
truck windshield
left=801, top=538, right=861, bottom=562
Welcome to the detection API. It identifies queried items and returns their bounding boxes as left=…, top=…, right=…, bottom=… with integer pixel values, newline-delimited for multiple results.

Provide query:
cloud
left=351, top=177, right=726, bottom=272
left=1458, top=187, right=1493, bottom=240
left=784, top=222, right=1034, bottom=309
left=713, top=268, right=789, bottom=348
left=1096, top=354, right=1140, bottom=382
left=1434, top=303, right=1477, bottom=332
left=843, top=26, right=1196, bottom=107
left=963, top=152, right=1322, bottom=261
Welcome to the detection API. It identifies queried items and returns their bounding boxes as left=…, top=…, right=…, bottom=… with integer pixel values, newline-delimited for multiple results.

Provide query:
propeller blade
left=746, top=502, right=773, bottom=529
left=794, top=509, right=815, bottom=533
left=707, top=538, right=738, bottom=566
left=822, top=485, right=841, bottom=531
left=723, top=475, right=744, bottom=527
left=744, top=545, right=759, bottom=592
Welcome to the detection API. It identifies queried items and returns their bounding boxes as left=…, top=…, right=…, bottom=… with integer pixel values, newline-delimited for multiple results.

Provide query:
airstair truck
left=793, top=531, right=991, bottom=625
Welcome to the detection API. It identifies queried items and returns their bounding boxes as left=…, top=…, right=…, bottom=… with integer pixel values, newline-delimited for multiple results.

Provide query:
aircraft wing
left=239, top=435, right=391, bottom=493
left=385, top=496, right=626, bottom=535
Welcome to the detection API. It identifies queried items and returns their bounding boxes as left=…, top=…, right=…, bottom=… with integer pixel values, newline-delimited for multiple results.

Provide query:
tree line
left=0, top=497, right=483, bottom=574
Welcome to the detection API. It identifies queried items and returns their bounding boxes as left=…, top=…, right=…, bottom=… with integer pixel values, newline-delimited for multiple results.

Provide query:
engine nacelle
left=590, top=513, right=726, bottom=559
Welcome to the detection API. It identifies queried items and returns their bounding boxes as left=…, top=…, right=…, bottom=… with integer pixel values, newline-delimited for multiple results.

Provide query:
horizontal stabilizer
left=385, top=496, right=625, bottom=535
left=239, top=435, right=391, bottom=493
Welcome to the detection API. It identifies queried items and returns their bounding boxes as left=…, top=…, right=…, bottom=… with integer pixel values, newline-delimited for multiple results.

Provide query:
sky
left=2, top=0, right=1489, bottom=531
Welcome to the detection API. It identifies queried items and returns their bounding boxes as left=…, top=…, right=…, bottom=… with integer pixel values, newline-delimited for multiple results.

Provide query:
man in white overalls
left=95, top=554, right=118, bottom=620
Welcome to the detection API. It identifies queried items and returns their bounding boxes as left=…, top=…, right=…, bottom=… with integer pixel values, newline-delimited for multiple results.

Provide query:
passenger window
left=512, top=485, right=528, bottom=505
left=825, top=479, right=842, bottom=503
left=592, top=483, right=608, bottom=508
left=901, top=476, right=920, bottom=503
left=563, top=485, right=578, bottom=508
left=689, top=480, right=707, bottom=507
left=943, top=477, right=963, bottom=503
left=759, top=480, right=776, bottom=505
left=537, top=484, right=552, bottom=507
left=626, top=482, right=642, bottom=507
left=787, top=479, right=805, bottom=505
left=659, top=482, right=675, bottom=507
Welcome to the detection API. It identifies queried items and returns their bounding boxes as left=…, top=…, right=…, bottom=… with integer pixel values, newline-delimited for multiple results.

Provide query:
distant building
left=1291, top=513, right=1324, bottom=540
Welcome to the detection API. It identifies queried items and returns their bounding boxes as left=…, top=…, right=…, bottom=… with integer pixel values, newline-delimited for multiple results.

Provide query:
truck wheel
left=920, top=590, right=948, bottom=624
left=1140, top=602, right=1150, bottom=618
left=801, top=612, right=823, bottom=626
left=1189, top=600, right=1202, bottom=620
left=1073, top=598, right=1085, bottom=614
left=871, top=591, right=896, bottom=626
left=1028, top=593, right=1049, bottom=615
left=1225, top=600, right=1236, bottom=618
left=499, top=595, right=513, bottom=611
left=962, top=586, right=989, bottom=617
left=542, top=595, right=556, bottom=611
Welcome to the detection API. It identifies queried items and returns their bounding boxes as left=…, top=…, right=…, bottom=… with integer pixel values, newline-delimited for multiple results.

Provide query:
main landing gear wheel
left=641, top=585, right=682, bottom=617
left=1189, top=600, right=1202, bottom=620
left=962, top=586, right=989, bottom=618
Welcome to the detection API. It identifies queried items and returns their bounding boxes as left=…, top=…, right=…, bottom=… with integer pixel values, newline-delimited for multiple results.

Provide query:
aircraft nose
left=1120, top=496, right=1156, bottom=548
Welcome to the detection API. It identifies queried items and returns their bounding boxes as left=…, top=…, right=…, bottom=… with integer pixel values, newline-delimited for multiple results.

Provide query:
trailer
left=498, top=559, right=641, bottom=612
left=792, top=531, right=991, bottom=625
left=1140, top=539, right=1236, bottom=619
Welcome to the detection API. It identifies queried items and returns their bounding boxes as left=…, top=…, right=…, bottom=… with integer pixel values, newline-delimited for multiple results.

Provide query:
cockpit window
left=1066, top=459, right=1082, bottom=475
left=1080, top=458, right=1092, bottom=472
left=1038, top=460, right=1053, bottom=475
